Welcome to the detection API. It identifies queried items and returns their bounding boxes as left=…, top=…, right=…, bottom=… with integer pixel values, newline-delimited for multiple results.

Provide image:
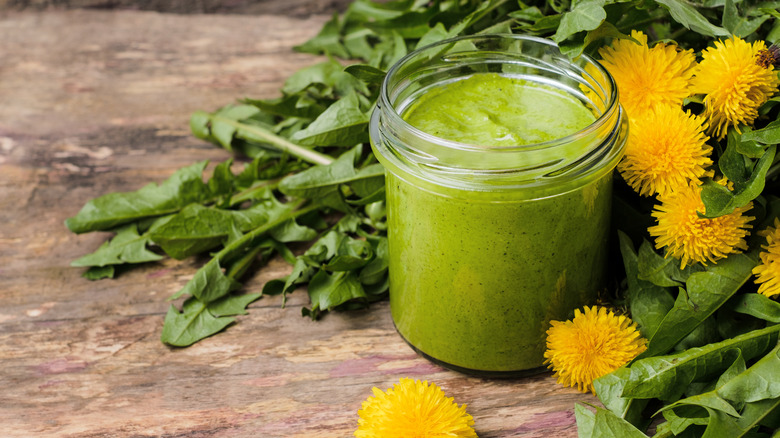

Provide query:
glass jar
left=369, top=34, right=627, bottom=375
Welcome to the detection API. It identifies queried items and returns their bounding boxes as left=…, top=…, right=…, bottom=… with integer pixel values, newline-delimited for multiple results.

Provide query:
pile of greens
left=66, top=0, right=780, bottom=436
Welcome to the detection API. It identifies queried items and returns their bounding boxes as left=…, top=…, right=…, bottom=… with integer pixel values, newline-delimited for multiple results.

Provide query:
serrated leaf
left=208, top=293, right=262, bottom=317
left=593, top=367, right=651, bottom=428
left=305, top=270, right=366, bottom=318
left=360, top=237, right=388, bottom=285
left=638, top=252, right=758, bottom=359
left=553, top=0, right=607, bottom=43
left=290, top=92, right=370, bottom=147
left=324, top=238, right=373, bottom=271
left=160, top=298, right=234, bottom=347
left=344, top=64, right=387, bottom=85
left=622, top=324, right=780, bottom=400
left=701, top=145, right=776, bottom=217
left=170, top=259, right=242, bottom=304
left=722, top=0, right=770, bottom=37
left=575, top=405, right=649, bottom=437
left=618, top=231, right=676, bottom=340
left=294, top=12, right=350, bottom=58
left=730, top=293, right=780, bottom=323
left=71, top=223, right=163, bottom=267
left=283, top=59, right=368, bottom=97
left=211, top=105, right=263, bottom=150
left=654, top=0, right=730, bottom=36
left=718, top=343, right=780, bottom=403
left=268, top=218, right=318, bottom=243
left=741, top=119, right=780, bottom=144
left=279, top=145, right=366, bottom=211
left=65, top=161, right=212, bottom=233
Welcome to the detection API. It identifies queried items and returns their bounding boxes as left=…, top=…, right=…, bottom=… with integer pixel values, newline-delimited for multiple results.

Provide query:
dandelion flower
left=618, top=105, right=712, bottom=197
left=544, top=306, right=647, bottom=394
left=648, top=182, right=754, bottom=269
left=355, top=378, right=476, bottom=438
left=691, top=38, right=780, bottom=139
left=598, top=30, right=696, bottom=117
left=753, top=218, right=780, bottom=298
left=755, top=44, right=780, bottom=69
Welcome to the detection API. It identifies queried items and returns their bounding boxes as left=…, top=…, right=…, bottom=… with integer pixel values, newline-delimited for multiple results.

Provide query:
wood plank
left=0, top=8, right=597, bottom=437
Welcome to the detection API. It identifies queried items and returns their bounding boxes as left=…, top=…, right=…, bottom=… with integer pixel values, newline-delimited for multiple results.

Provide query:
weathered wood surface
left=0, top=7, right=598, bottom=437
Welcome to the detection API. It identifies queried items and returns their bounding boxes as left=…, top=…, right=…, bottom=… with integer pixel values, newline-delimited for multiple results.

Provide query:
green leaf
left=305, top=270, right=367, bottom=318
left=82, top=265, right=115, bottom=280
left=575, top=403, right=597, bottom=437
left=268, top=218, right=318, bottom=243
left=719, top=130, right=752, bottom=185
left=622, top=324, right=780, bottom=400
left=575, top=405, right=649, bottom=437
left=557, top=20, right=631, bottom=58
left=344, top=64, right=387, bottom=85
left=282, top=59, right=368, bottom=97
left=722, top=0, right=770, bottom=38
left=662, top=345, right=780, bottom=437
left=553, top=0, right=607, bottom=43
left=718, top=343, right=780, bottom=403
left=150, top=204, right=244, bottom=260
left=734, top=398, right=780, bottom=435
left=170, top=259, right=242, bottom=303
left=593, top=367, right=650, bottom=428
left=674, top=316, right=720, bottom=352
left=661, top=351, right=746, bottom=417
left=290, top=92, right=370, bottom=147
left=294, top=12, right=350, bottom=58
left=71, top=223, right=163, bottom=267
left=618, top=231, right=675, bottom=340
left=160, top=298, right=235, bottom=347
left=241, top=93, right=326, bottom=120
left=654, top=0, right=730, bottom=36
left=360, top=236, right=389, bottom=285
left=279, top=145, right=367, bottom=211
left=639, top=252, right=758, bottom=359
left=324, top=237, right=373, bottom=271
left=637, top=238, right=701, bottom=288
left=701, top=145, right=776, bottom=217
left=741, top=119, right=780, bottom=144
left=208, top=293, right=262, bottom=317
left=209, top=105, right=263, bottom=150
left=65, top=161, right=211, bottom=233
left=415, top=22, right=455, bottom=49
left=730, top=293, right=780, bottom=323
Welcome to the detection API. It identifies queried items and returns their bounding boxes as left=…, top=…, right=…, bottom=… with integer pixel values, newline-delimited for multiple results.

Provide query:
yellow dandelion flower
left=753, top=218, right=780, bottom=298
left=618, top=105, right=712, bottom=197
left=355, top=378, right=476, bottom=438
left=544, top=306, right=647, bottom=395
left=598, top=30, right=696, bottom=117
left=691, top=38, right=780, bottom=139
left=648, top=182, right=754, bottom=269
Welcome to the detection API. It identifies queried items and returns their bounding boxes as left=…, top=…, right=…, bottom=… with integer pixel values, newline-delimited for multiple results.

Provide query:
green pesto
left=403, top=73, right=595, bottom=146
left=388, top=73, right=611, bottom=372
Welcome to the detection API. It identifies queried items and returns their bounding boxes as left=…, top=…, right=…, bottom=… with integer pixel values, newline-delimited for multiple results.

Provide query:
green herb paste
left=387, top=73, right=612, bottom=372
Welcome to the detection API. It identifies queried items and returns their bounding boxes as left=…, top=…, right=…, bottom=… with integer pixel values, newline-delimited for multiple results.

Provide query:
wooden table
left=0, top=6, right=597, bottom=437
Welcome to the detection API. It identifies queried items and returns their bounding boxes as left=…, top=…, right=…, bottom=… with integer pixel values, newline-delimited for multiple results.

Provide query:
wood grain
left=0, top=8, right=598, bottom=437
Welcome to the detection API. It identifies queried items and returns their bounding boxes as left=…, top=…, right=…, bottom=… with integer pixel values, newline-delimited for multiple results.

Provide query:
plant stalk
left=213, top=116, right=335, bottom=166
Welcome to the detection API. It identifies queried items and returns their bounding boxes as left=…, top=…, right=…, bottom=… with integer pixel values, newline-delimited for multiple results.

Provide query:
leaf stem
left=215, top=202, right=320, bottom=268
left=212, top=116, right=335, bottom=166
left=230, top=180, right=281, bottom=206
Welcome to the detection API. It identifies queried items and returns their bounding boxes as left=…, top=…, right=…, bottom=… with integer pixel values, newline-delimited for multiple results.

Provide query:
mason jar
left=369, top=34, right=627, bottom=375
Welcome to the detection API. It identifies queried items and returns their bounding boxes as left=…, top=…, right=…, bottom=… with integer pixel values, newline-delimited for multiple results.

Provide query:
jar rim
left=370, top=33, right=628, bottom=195
left=379, top=33, right=620, bottom=152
